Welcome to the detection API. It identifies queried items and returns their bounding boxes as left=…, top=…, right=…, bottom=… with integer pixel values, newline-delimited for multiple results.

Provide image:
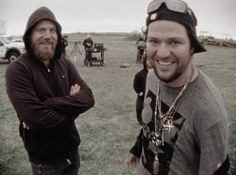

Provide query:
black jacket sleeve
left=213, top=155, right=230, bottom=175
left=133, top=72, right=141, bottom=94
left=6, top=62, right=70, bottom=130
left=129, top=129, right=143, bottom=158
left=44, top=59, right=95, bottom=118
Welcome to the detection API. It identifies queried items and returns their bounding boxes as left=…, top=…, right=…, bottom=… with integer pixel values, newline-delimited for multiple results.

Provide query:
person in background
left=61, top=34, right=68, bottom=57
left=127, top=0, right=229, bottom=174
left=6, top=6, right=95, bottom=175
left=133, top=56, right=149, bottom=125
left=136, top=35, right=146, bottom=63
left=82, top=34, right=93, bottom=66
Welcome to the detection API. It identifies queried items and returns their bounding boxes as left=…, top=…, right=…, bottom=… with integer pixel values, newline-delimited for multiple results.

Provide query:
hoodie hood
left=23, top=6, right=62, bottom=60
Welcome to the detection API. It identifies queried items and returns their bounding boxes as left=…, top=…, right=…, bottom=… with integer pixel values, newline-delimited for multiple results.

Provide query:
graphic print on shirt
left=141, top=89, right=186, bottom=174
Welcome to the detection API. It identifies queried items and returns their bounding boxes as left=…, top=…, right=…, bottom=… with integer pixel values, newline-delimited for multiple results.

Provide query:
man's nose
left=155, top=43, right=170, bottom=58
left=43, top=30, right=54, bottom=38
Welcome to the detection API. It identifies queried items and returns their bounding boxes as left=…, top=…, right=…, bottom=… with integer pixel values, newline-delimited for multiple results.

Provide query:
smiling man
left=6, top=7, right=95, bottom=175
left=127, top=0, right=229, bottom=175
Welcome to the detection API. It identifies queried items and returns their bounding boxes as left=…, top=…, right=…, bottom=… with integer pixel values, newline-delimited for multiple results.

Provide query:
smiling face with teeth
left=146, top=20, right=194, bottom=87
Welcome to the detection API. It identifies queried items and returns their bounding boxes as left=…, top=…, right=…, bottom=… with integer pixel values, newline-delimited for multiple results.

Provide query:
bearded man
left=6, top=6, right=95, bottom=175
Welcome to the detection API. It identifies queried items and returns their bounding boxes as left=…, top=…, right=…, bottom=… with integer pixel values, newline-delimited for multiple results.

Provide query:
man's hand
left=127, top=153, right=140, bottom=169
left=70, top=84, right=80, bottom=96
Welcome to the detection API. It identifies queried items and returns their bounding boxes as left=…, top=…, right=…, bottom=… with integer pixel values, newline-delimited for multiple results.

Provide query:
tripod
left=70, top=42, right=82, bottom=62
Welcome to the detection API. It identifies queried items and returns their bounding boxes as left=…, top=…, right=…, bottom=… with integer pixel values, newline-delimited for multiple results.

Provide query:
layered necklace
left=151, top=68, right=193, bottom=175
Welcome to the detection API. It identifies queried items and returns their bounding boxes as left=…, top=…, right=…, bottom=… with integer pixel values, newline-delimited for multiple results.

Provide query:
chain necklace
left=152, top=67, right=194, bottom=175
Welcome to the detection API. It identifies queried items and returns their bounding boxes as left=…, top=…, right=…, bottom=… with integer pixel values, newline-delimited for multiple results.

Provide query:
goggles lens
left=147, top=0, right=197, bottom=26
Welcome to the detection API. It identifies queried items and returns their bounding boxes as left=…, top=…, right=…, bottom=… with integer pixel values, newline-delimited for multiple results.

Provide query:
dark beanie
left=146, top=3, right=206, bottom=53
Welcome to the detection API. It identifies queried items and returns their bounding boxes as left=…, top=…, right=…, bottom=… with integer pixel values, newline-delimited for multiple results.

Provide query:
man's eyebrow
left=167, top=37, right=185, bottom=40
left=147, top=36, right=184, bottom=41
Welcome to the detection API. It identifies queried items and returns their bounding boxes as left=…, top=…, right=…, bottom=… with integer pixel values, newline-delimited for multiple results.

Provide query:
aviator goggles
left=147, top=0, right=197, bottom=26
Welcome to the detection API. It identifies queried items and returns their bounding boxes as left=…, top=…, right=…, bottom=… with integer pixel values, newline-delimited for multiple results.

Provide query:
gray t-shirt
left=140, top=69, right=228, bottom=175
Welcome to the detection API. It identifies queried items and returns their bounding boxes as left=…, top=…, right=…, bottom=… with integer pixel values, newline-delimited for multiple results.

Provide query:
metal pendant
left=151, top=133, right=162, bottom=147
left=153, top=154, right=159, bottom=175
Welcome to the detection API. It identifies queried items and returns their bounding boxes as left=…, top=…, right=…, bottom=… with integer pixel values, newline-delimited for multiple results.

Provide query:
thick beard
left=31, top=43, right=55, bottom=61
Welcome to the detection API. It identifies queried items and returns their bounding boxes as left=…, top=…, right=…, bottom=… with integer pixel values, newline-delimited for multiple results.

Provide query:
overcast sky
left=1, top=0, right=236, bottom=39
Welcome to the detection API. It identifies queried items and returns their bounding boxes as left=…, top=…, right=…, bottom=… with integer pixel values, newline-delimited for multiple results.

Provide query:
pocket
left=23, top=127, right=67, bottom=155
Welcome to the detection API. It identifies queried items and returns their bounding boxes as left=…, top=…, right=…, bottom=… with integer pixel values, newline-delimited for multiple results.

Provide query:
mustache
left=148, top=50, right=172, bottom=61
left=39, top=40, right=55, bottom=45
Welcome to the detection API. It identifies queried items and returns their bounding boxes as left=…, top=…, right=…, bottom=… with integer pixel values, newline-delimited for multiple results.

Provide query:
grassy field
left=0, top=33, right=236, bottom=175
